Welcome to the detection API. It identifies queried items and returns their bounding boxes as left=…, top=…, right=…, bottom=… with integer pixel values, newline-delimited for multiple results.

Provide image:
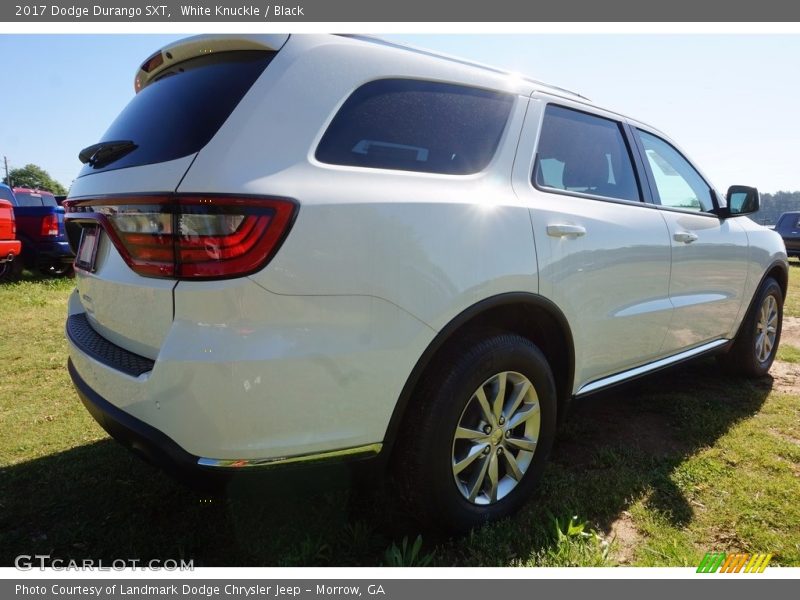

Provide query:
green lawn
left=1, top=269, right=798, bottom=567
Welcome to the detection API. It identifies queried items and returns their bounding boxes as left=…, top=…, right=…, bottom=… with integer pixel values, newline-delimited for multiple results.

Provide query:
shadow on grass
left=0, top=358, right=772, bottom=566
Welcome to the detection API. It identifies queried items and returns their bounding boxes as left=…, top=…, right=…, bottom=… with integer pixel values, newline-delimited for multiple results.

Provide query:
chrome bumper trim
left=197, top=443, right=383, bottom=469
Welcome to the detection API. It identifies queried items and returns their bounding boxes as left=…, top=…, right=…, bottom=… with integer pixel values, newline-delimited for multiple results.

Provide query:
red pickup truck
left=0, top=184, right=23, bottom=280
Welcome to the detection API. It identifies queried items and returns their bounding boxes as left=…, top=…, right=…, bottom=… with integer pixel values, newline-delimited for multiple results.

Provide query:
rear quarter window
left=315, top=79, right=514, bottom=175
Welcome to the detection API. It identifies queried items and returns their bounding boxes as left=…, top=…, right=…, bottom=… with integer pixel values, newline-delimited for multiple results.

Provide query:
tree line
left=750, top=191, right=800, bottom=226
left=2, top=163, right=67, bottom=196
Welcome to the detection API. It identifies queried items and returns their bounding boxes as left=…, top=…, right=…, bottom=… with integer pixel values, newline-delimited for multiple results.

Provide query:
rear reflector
left=64, top=195, right=296, bottom=279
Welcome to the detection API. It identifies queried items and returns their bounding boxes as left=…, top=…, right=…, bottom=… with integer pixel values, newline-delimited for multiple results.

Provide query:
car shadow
left=0, top=358, right=772, bottom=566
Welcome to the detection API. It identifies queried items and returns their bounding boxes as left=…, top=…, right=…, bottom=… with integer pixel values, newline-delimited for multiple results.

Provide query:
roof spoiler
left=134, top=34, right=290, bottom=93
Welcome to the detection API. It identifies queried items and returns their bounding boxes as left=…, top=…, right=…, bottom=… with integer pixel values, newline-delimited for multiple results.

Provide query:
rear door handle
left=547, top=224, right=586, bottom=238
left=673, top=231, right=699, bottom=244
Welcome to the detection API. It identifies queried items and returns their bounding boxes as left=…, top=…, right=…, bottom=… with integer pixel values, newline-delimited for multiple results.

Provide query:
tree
left=3, top=163, right=67, bottom=195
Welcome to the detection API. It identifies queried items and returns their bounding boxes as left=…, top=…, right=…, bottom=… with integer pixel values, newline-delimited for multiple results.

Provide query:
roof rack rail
left=339, top=34, right=590, bottom=101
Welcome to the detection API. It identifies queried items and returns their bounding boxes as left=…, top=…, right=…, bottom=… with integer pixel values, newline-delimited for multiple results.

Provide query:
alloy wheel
left=451, top=371, right=540, bottom=505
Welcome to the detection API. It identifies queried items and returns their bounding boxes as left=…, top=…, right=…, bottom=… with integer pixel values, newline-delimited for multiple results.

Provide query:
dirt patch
left=709, top=529, right=747, bottom=553
left=768, top=360, right=800, bottom=395
left=781, top=316, right=800, bottom=349
left=607, top=511, right=641, bottom=564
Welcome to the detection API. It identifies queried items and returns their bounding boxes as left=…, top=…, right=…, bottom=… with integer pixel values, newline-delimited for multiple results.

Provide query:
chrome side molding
left=576, top=339, right=730, bottom=397
left=197, top=443, right=383, bottom=469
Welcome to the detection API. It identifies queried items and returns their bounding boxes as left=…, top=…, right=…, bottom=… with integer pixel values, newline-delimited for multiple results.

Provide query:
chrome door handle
left=673, top=231, right=699, bottom=244
left=547, top=224, right=586, bottom=238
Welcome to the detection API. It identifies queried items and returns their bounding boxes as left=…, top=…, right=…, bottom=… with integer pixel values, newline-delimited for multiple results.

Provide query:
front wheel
left=719, top=277, right=783, bottom=377
left=395, top=333, right=557, bottom=533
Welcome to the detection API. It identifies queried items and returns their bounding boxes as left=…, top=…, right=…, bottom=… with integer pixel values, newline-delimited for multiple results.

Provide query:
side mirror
left=724, top=185, right=760, bottom=217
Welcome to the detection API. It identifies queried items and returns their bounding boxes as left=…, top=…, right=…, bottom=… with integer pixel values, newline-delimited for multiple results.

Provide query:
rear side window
left=79, top=50, right=276, bottom=175
left=316, top=79, right=514, bottom=175
left=0, top=187, right=14, bottom=202
left=534, top=105, right=641, bottom=202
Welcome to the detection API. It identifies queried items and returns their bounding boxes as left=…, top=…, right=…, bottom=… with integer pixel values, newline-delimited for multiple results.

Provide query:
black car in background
left=775, top=211, right=800, bottom=258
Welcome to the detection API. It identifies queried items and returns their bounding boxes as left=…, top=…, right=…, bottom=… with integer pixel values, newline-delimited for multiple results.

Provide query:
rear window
left=79, top=50, right=276, bottom=175
left=315, top=79, right=514, bottom=175
left=14, top=192, right=57, bottom=207
left=0, top=187, right=14, bottom=203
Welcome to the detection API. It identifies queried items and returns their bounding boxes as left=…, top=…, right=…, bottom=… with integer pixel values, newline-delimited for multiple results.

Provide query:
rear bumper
left=20, top=239, right=74, bottom=266
left=67, top=358, right=208, bottom=481
left=0, top=239, right=21, bottom=261
left=34, top=240, right=75, bottom=263
left=65, top=279, right=432, bottom=467
left=68, top=356, right=383, bottom=485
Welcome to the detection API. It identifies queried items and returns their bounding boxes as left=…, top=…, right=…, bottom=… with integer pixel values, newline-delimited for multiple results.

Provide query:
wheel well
left=382, top=294, right=575, bottom=457
left=767, top=264, right=788, bottom=300
left=444, top=302, right=574, bottom=410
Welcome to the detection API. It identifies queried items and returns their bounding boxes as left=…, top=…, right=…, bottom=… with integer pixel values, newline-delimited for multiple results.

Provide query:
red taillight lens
left=65, top=195, right=296, bottom=279
left=41, top=214, right=59, bottom=237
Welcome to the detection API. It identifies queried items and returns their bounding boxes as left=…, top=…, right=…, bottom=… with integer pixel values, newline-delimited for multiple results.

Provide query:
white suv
left=64, top=34, right=787, bottom=532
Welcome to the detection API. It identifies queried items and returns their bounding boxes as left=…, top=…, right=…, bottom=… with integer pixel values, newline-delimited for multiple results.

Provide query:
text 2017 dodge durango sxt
left=64, top=34, right=787, bottom=532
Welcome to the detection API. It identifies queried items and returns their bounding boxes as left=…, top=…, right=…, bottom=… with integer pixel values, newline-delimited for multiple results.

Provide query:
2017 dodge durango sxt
left=64, top=34, right=787, bottom=532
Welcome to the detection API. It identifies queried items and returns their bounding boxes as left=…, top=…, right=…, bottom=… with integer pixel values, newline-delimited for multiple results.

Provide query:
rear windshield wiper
left=78, top=140, right=138, bottom=169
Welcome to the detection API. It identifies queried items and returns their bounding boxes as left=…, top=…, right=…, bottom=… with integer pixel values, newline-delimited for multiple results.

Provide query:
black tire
left=39, top=263, right=74, bottom=277
left=718, top=277, right=783, bottom=377
left=0, top=259, right=23, bottom=282
left=395, top=333, right=557, bottom=533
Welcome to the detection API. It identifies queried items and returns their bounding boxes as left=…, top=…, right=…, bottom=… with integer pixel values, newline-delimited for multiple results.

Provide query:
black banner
left=5, top=579, right=798, bottom=600
left=3, top=0, right=800, bottom=22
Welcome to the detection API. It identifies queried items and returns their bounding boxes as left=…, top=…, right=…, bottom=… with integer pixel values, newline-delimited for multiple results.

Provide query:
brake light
left=10, top=209, right=15, bottom=238
left=41, top=214, right=59, bottom=237
left=64, top=195, right=296, bottom=279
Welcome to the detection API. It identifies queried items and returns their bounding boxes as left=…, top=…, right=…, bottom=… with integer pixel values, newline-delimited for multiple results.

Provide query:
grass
left=1, top=269, right=799, bottom=567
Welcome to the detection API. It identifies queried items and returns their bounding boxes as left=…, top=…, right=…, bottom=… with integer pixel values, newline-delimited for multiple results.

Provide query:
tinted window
left=14, top=192, right=47, bottom=207
left=637, top=130, right=713, bottom=212
left=534, top=105, right=640, bottom=202
left=79, top=50, right=276, bottom=175
left=777, top=214, right=800, bottom=232
left=0, top=187, right=14, bottom=202
left=316, top=79, right=514, bottom=175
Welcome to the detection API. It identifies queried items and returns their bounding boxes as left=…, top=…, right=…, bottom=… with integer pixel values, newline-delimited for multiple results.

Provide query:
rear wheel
left=719, top=277, right=783, bottom=377
left=395, top=333, right=557, bottom=532
left=39, top=263, right=74, bottom=277
left=0, top=260, right=23, bottom=282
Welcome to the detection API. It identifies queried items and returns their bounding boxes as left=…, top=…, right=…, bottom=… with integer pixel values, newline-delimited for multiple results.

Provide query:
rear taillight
left=10, top=209, right=15, bottom=238
left=64, top=195, right=296, bottom=279
left=41, top=214, right=59, bottom=237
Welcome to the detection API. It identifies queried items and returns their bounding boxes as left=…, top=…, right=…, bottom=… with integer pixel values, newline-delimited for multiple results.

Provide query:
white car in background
left=64, top=34, right=787, bottom=532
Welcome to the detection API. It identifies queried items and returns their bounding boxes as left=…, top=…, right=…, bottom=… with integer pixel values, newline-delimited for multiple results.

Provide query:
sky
left=0, top=34, right=798, bottom=194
